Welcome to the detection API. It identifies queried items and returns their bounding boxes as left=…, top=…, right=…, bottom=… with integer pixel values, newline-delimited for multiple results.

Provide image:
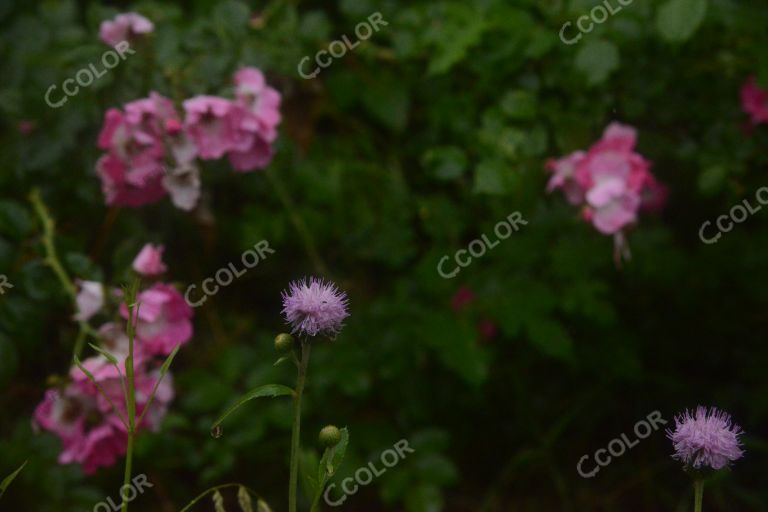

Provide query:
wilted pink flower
left=667, top=406, right=744, bottom=470
left=133, top=244, right=167, bottom=276
left=121, top=283, right=193, bottom=355
left=183, top=96, right=238, bottom=159
left=73, top=281, right=104, bottom=322
left=99, top=12, right=154, bottom=47
left=282, top=277, right=350, bottom=338
left=741, top=76, right=768, bottom=125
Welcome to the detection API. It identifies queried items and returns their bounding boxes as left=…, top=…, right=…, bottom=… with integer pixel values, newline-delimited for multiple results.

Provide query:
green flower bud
left=274, top=333, right=294, bottom=353
left=319, top=425, right=341, bottom=448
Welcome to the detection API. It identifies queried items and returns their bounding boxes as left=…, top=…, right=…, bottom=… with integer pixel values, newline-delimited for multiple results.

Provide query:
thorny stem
left=289, top=342, right=311, bottom=512
left=694, top=480, right=704, bottom=512
left=29, top=190, right=99, bottom=357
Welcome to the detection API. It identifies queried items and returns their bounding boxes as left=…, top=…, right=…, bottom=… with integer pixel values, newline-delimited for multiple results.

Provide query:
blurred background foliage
left=1, top=0, right=768, bottom=510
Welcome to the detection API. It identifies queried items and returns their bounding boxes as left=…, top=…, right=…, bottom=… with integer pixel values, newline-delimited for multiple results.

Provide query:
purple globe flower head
left=281, top=277, right=349, bottom=339
left=667, top=406, right=744, bottom=470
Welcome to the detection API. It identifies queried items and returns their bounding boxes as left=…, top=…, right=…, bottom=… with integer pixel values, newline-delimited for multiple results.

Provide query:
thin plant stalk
left=694, top=480, right=704, bottom=512
left=121, top=284, right=140, bottom=512
left=29, top=190, right=99, bottom=357
left=288, top=342, right=311, bottom=512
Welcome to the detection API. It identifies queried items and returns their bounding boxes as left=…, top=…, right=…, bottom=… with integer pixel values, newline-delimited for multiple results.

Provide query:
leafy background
left=1, top=0, right=767, bottom=510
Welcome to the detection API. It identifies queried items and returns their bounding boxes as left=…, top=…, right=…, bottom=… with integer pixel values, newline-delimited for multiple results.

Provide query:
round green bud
left=274, top=333, right=294, bottom=353
left=318, top=425, right=342, bottom=448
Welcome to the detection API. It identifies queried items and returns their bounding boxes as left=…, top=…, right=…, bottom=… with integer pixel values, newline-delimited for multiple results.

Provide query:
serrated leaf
left=211, top=384, right=294, bottom=433
left=0, top=460, right=26, bottom=498
left=656, top=0, right=707, bottom=42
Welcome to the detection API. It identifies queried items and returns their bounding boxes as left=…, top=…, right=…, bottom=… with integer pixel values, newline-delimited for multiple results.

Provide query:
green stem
left=694, top=480, right=704, bottom=512
left=29, top=189, right=99, bottom=358
left=289, top=343, right=311, bottom=512
left=121, top=285, right=140, bottom=512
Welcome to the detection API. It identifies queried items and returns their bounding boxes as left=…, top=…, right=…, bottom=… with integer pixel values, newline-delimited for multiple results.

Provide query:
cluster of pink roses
left=545, top=123, right=667, bottom=259
left=34, top=244, right=193, bottom=474
left=95, top=14, right=281, bottom=211
left=741, top=76, right=768, bottom=126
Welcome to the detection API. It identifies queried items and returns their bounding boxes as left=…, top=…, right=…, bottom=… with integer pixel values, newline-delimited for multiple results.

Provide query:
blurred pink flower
left=121, top=283, right=193, bottom=355
left=99, top=12, right=154, bottom=47
left=546, top=123, right=663, bottom=241
left=73, top=281, right=104, bottom=322
left=183, top=96, right=237, bottom=159
left=17, top=120, right=35, bottom=135
left=546, top=151, right=587, bottom=205
left=227, top=67, right=282, bottom=172
left=741, top=76, right=768, bottom=125
left=133, top=244, right=167, bottom=276
left=450, top=286, right=476, bottom=312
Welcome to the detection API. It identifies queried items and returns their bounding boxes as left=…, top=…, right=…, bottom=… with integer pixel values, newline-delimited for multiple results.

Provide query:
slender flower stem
left=121, top=284, right=140, bottom=512
left=29, top=189, right=99, bottom=357
left=289, top=343, right=311, bottom=512
left=694, top=480, right=704, bottom=512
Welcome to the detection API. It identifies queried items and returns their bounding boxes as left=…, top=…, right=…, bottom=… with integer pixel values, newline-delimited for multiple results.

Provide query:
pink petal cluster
left=132, top=243, right=167, bottom=276
left=99, top=12, right=154, bottom=47
left=34, top=246, right=192, bottom=474
left=546, top=123, right=666, bottom=261
left=95, top=68, right=281, bottom=210
left=667, top=406, right=744, bottom=470
left=741, top=76, right=768, bottom=125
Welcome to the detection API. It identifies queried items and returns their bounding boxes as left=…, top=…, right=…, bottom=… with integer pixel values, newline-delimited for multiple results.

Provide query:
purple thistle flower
left=667, top=406, right=744, bottom=470
left=281, top=277, right=349, bottom=338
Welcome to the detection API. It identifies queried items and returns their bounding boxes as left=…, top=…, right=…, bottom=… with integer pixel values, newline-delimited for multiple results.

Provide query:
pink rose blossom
left=132, top=244, right=167, bottom=276
left=741, top=76, right=768, bottom=125
left=99, top=12, right=153, bottom=47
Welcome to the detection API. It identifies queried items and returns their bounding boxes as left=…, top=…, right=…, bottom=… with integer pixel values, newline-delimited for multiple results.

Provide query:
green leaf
left=422, top=147, right=467, bottom=181
left=525, top=318, right=575, bottom=360
left=273, top=355, right=292, bottom=367
left=329, top=427, right=349, bottom=474
left=499, top=90, right=537, bottom=120
left=0, top=460, right=26, bottom=499
left=88, top=343, right=118, bottom=365
left=211, top=384, right=294, bottom=433
left=656, top=0, right=707, bottom=42
left=574, top=39, right=619, bottom=85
